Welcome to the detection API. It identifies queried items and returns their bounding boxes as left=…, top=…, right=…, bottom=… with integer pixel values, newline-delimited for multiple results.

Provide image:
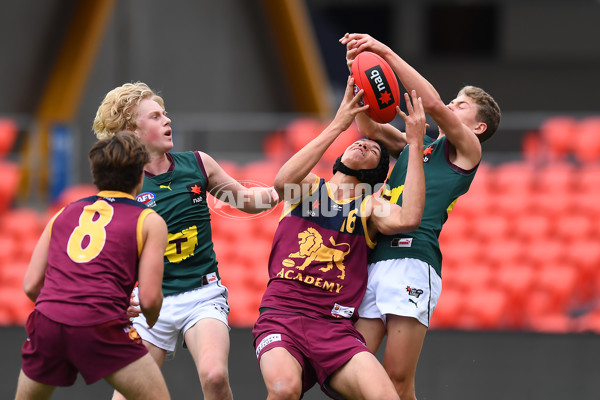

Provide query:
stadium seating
left=538, top=116, right=577, bottom=161
left=450, top=186, right=491, bottom=218
left=494, top=261, right=536, bottom=328
left=428, top=286, right=464, bottom=329
left=534, top=162, right=576, bottom=195
left=0, top=265, right=34, bottom=325
left=461, top=285, right=510, bottom=330
left=0, top=118, right=18, bottom=157
left=2, top=115, right=600, bottom=333
left=572, top=117, right=600, bottom=164
left=437, top=212, right=468, bottom=243
left=487, top=189, right=532, bottom=218
left=470, top=214, right=510, bottom=243
left=527, top=311, right=573, bottom=334
left=488, top=161, right=536, bottom=195
left=0, top=162, right=21, bottom=214
left=521, top=130, right=543, bottom=163
left=574, top=309, right=600, bottom=334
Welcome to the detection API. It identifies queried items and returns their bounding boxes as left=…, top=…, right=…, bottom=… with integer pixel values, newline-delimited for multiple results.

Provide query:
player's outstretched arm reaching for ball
left=273, top=75, right=368, bottom=203
left=367, top=90, right=425, bottom=236
left=341, top=32, right=502, bottom=173
left=340, top=33, right=501, bottom=400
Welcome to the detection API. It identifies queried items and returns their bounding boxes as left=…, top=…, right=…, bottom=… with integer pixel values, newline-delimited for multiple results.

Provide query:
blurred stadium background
left=1, top=0, right=600, bottom=398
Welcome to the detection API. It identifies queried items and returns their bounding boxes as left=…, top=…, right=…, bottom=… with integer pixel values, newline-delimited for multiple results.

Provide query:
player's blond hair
left=93, top=82, right=165, bottom=140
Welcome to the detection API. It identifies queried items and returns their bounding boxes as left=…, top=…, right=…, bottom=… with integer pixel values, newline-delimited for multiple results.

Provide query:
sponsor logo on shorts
left=407, top=286, right=423, bottom=308
left=331, top=303, right=355, bottom=319
left=391, top=237, right=412, bottom=247
left=255, top=333, right=281, bottom=358
left=407, top=286, right=423, bottom=298
left=407, top=286, right=424, bottom=302
left=136, top=192, right=157, bottom=208
left=127, top=326, right=143, bottom=344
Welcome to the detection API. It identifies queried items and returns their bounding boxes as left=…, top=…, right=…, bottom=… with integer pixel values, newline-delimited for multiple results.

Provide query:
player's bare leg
left=383, top=315, right=427, bottom=400
left=185, top=318, right=233, bottom=400
left=259, top=347, right=303, bottom=400
left=105, top=352, right=170, bottom=400
left=328, top=351, right=399, bottom=400
left=112, top=340, right=167, bottom=400
left=354, top=317, right=387, bottom=353
left=14, top=369, right=55, bottom=400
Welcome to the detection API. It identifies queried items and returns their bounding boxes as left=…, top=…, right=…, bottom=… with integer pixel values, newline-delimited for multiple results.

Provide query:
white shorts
left=131, top=278, right=230, bottom=359
left=358, top=258, right=442, bottom=327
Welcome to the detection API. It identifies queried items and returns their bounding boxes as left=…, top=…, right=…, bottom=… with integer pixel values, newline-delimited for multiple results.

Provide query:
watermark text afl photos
left=209, top=181, right=392, bottom=220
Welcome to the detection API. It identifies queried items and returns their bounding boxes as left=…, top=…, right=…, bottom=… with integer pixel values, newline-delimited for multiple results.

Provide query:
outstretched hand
left=397, top=90, right=426, bottom=145
left=339, top=33, right=389, bottom=70
left=331, top=75, right=370, bottom=132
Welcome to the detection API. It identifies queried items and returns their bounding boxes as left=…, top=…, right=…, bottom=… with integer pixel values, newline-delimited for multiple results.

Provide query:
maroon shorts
left=252, top=310, right=369, bottom=399
left=21, top=309, right=148, bottom=386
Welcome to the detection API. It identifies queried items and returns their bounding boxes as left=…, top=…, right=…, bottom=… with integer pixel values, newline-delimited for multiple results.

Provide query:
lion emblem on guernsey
left=283, top=227, right=350, bottom=279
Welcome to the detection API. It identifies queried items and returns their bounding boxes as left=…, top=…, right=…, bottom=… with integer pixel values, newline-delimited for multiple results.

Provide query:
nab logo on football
left=136, top=192, right=156, bottom=208
left=365, top=66, right=395, bottom=110
left=351, top=51, right=400, bottom=123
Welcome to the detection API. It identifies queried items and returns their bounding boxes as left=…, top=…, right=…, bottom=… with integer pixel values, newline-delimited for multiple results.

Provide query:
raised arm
left=341, top=33, right=481, bottom=168
left=202, top=153, right=279, bottom=214
left=368, top=90, right=426, bottom=236
left=138, top=211, right=167, bottom=329
left=341, top=36, right=407, bottom=158
left=273, top=75, right=369, bottom=203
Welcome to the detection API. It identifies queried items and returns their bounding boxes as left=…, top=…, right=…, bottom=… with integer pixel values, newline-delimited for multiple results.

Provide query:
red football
left=351, top=51, right=400, bottom=124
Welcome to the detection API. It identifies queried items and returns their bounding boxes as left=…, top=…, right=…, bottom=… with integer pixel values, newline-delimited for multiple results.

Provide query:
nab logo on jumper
left=423, top=146, right=435, bottom=163
left=365, top=65, right=396, bottom=110
left=187, top=183, right=204, bottom=205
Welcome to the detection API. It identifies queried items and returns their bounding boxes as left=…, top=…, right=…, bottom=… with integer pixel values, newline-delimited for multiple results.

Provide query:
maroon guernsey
left=259, top=178, right=376, bottom=322
left=35, top=191, right=155, bottom=326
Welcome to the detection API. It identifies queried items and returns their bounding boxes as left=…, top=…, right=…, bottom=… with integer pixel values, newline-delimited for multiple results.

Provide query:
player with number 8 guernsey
left=15, top=132, right=170, bottom=400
